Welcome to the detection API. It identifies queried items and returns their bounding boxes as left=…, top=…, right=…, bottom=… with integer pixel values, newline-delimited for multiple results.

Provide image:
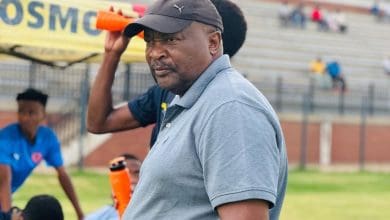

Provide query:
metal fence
left=0, top=61, right=154, bottom=147
left=253, top=77, right=390, bottom=116
left=1, top=61, right=389, bottom=169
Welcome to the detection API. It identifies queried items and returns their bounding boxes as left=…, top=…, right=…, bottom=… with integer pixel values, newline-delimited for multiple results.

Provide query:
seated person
left=23, top=194, right=64, bottom=220
left=310, top=57, right=326, bottom=75
left=85, top=154, right=141, bottom=220
left=278, top=1, right=291, bottom=26
left=290, top=3, right=306, bottom=28
left=334, top=10, right=348, bottom=33
left=326, top=60, right=347, bottom=93
left=311, top=5, right=328, bottom=31
left=0, top=194, right=63, bottom=220
left=0, top=88, right=83, bottom=219
left=309, top=57, right=331, bottom=89
left=371, top=0, right=380, bottom=16
left=370, top=0, right=385, bottom=21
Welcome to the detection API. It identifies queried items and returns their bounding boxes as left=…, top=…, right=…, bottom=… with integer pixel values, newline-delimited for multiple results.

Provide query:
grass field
left=13, top=169, right=390, bottom=220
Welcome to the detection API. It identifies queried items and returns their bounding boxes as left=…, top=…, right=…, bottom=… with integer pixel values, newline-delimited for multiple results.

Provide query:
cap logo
left=173, top=4, right=184, bottom=14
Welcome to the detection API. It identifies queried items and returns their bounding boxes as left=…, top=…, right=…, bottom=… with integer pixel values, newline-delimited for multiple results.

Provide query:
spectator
left=311, top=5, right=328, bottom=31
left=290, top=3, right=306, bottom=28
left=278, top=1, right=291, bottom=27
left=85, top=154, right=141, bottom=220
left=0, top=194, right=63, bottom=220
left=383, top=3, right=390, bottom=22
left=22, top=194, right=64, bottom=220
left=334, top=10, right=348, bottom=33
left=310, top=57, right=326, bottom=75
left=371, top=0, right=381, bottom=17
left=383, top=55, right=390, bottom=76
left=0, top=88, right=84, bottom=219
left=326, top=60, right=347, bottom=93
left=326, top=10, right=339, bottom=32
left=373, top=1, right=390, bottom=22
left=309, top=57, right=332, bottom=89
left=371, top=0, right=388, bottom=21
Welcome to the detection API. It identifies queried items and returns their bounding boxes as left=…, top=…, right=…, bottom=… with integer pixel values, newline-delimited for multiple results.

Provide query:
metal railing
left=1, top=61, right=389, bottom=117
left=1, top=60, right=389, bottom=169
left=47, top=100, right=80, bottom=146
left=253, top=77, right=390, bottom=116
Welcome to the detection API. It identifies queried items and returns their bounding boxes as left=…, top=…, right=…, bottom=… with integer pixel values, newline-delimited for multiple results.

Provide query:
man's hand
left=10, top=207, right=23, bottom=220
left=104, top=6, right=130, bottom=56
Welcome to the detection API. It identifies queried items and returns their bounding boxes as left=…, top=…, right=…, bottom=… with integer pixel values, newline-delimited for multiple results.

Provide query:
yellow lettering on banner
left=0, top=0, right=145, bottom=62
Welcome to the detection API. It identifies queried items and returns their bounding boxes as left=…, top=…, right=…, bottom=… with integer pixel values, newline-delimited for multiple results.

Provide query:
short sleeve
left=44, top=130, right=63, bottom=167
left=0, top=139, right=12, bottom=165
left=0, top=127, right=12, bottom=165
left=128, top=86, right=160, bottom=126
left=198, top=101, right=280, bottom=209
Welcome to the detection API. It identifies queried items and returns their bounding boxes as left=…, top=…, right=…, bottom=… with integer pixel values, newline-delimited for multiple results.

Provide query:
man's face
left=144, top=22, right=214, bottom=96
left=126, top=159, right=141, bottom=192
left=17, top=100, right=45, bottom=139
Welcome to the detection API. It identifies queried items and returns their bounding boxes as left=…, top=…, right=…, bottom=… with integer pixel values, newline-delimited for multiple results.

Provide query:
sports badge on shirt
left=13, top=153, right=20, bottom=161
left=31, top=152, right=43, bottom=164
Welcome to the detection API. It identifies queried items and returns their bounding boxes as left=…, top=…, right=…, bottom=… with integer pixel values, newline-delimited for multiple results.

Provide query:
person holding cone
left=88, top=0, right=287, bottom=219
left=88, top=0, right=247, bottom=147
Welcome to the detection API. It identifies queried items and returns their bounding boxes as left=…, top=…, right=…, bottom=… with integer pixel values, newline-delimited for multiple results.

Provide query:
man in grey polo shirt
left=101, top=0, right=287, bottom=219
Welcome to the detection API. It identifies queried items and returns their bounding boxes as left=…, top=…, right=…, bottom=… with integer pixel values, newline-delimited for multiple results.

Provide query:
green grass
left=282, top=170, right=390, bottom=220
left=13, top=169, right=390, bottom=220
left=13, top=170, right=112, bottom=220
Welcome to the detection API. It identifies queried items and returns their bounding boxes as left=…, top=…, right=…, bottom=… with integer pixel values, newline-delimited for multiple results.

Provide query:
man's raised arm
left=87, top=7, right=141, bottom=134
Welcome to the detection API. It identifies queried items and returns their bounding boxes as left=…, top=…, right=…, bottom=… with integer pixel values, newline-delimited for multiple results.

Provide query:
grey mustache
left=150, top=61, right=172, bottom=70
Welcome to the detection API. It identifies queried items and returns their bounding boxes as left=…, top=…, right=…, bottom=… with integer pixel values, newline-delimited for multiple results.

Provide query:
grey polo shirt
left=122, top=55, right=288, bottom=220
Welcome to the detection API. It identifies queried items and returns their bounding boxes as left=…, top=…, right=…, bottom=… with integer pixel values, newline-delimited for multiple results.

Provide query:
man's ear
left=208, top=31, right=222, bottom=56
